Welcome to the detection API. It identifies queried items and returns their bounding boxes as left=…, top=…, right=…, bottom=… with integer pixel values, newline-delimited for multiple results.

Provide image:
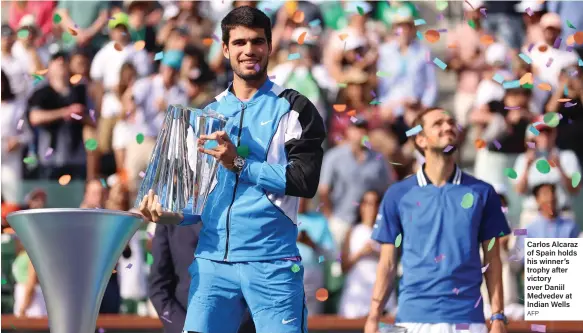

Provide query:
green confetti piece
left=291, top=263, right=300, bottom=273
left=436, top=0, right=448, bottom=11
left=536, top=160, right=551, bottom=174
left=487, top=237, right=496, bottom=252
left=136, top=133, right=145, bottom=144
left=395, top=233, right=402, bottom=248
left=1, top=278, right=7, bottom=285
left=357, top=6, right=364, bottom=15
left=566, top=20, right=576, bottom=29
left=84, top=138, right=98, bottom=151
left=100, top=178, right=108, bottom=188
left=369, top=100, right=381, bottom=105
left=17, top=29, right=30, bottom=39
left=499, top=231, right=505, bottom=236
left=468, top=19, right=476, bottom=29
left=23, top=156, right=37, bottom=165
left=542, top=112, right=560, bottom=127
left=237, top=145, right=250, bottom=158
left=337, top=83, right=348, bottom=88
left=572, top=172, right=581, bottom=188
left=522, top=83, right=533, bottom=89
left=504, top=167, right=518, bottom=179
left=376, top=71, right=391, bottom=77
left=461, top=193, right=474, bottom=209
left=62, top=31, right=73, bottom=43
left=146, top=252, right=153, bottom=265
left=53, top=13, right=62, bottom=23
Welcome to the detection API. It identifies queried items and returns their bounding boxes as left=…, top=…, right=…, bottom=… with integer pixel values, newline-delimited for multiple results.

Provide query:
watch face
left=234, top=157, right=245, bottom=168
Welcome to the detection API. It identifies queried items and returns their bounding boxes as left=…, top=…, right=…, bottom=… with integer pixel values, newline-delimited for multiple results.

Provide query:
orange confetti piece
left=293, top=10, right=305, bottom=24
left=548, top=160, right=557, bottom=168
left=59, top=174, right=72, bottom=186
left=4, top=228, right=15, bottom=234
left=114, top=42, right=123, bottom=51
left=479, top=35, right=494, bottom=45
left=424, top=30, right=440, bottom=43
left=202, top=38, right=213, bottom=47
left=346, top=110, right=357, bottom=116
left=537, top=82, right=552, bottom=91
left=68, top=27, right=78, bottom=36
left=574, top=31, right=583, bottom=45
left=35, top=69, right=48, bottom=75
left=112, top=269, right=117, bottom=274
left=118, top=168, right=128, bottom=185
left=447, top=43, right=457, bottom=48
left=315, top=288, right=329, bottom=302
left=557, top=98, right=572, bottom=102
left=519, top=72, right=533, bottom=85
left=333, top=104, right=347, bottom=112
left=538, top=44, right=548, bottom=52
left=566, top=34, right=576, bottom=46
left=69, top=74, right=83, bottom=85
left=474, top=139, right=486, bottom=149
left=297, top=31, right=307, bottom=45
left=338, top=33, right=349, bottom=41
left=134, top=40, right=146, bottom=51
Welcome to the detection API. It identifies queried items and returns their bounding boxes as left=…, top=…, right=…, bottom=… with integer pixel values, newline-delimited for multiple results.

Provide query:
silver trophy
left=379, top=324, right=408, bottom=333
left=134, top=105, right=227, bottom=220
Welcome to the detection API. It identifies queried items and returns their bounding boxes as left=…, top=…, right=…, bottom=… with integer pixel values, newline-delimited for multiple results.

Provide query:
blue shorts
left=183, top=257, right=308, bottom=333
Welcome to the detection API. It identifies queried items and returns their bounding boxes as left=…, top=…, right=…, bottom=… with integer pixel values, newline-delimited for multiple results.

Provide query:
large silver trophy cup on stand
left=135, top=105, right=227, bottom=219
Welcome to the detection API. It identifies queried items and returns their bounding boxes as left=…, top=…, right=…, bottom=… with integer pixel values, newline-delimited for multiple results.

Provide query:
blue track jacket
left=179, top=79, right=326, bottom=262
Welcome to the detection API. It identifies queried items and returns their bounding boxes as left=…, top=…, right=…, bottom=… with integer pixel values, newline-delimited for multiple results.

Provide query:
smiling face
left=222, top=25, right=271, bottom=82
left=414, top=109, right=459, bottom=155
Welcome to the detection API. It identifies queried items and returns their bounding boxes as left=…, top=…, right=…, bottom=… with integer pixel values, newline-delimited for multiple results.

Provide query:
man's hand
left=75, top=30, right=92, bottom=47
left=138, top=189, right=184, bottom=224
left=490, top=320, right=507, bottom=333
left=63, top=104, right=84, bottom=119
left=550, top=150, right=561, bottom=169
left=364, top=316, right=380, bottom=333
left=198, top=131, right=238, bottom=171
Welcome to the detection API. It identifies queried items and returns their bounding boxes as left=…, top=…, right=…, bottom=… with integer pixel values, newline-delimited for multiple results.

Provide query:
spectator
left=55, top=0, right=110, bottom=53
left=124, top=50, right=189, bottom=196
left=1, top=70, right=32, bottom=203
left=23, top=188, right=47, bottom=210
left=546, top=1, right=583, bottom=58
left=27, top=51, right=89, bottom=180
left=181, top=45, right=216, bottom=108
left=11, top=15, right=51, bottom=73
left=156, top=1, right=213, bottom=52
left=296, top=198, right=336, bottom=315
left=319, top=117, right=392, bottom=247
left=1, top=25, right=31, bottom=100
left=512, top=115, right=581, bottom=227
left=482, top=0, right=524, bottom=50
left=473, top=43, right=512, bottom=109
left=515, top=1, right=546, bottom=48
left=339, top=190, right=397, bottom=319
left=126, top=1, right=159, bottom=54
left=12, top=249, right=46, bottom=318
left=7, top=1, right=56, bottom=45
left=80, top=179, right=107, bottom=209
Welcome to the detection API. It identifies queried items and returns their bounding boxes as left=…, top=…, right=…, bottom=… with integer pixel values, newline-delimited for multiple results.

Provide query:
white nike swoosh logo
left=261, top=120, right=272, bottom=125
left=282, top=318, right=297, bottom=324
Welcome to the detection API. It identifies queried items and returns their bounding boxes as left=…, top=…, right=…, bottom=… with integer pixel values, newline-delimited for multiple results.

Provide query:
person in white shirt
left=339, top=191, right=397, bottom=319
left=512, top=115, right=582, bottom=227
left=90, top=12, right=152, bottom=158
left=11, top=15, right=50, bottom=73
left=1, top=70, right=32, bottom=203
left=1, top=25, right=32, bottom=101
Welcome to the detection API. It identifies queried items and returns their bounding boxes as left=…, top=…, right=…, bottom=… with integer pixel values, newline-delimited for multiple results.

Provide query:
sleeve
left=318, top=149, right=337, bottom=187
left=178, top=197, right=202, bottom=226
left=89, top=48, right=106, bottom=82
left=478, top=185, right=512, bottom=242
left=148, top=224, right=187, bottom=320
left=420, top=54, right=438, bottom=108
left=239, top=91, right=326, bottom=198
left=371, top=187, right=403, bottom=244
left=27, top=88, right=45, bottom=111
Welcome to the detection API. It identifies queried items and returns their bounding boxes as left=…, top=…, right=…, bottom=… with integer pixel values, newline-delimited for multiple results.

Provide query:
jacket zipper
left=224, top=103, right=246, bottom=261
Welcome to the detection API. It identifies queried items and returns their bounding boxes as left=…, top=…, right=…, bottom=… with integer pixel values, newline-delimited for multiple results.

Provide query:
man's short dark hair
left=532, top=183, right=556, bottom=198
left=221, top=6, right=272, bottom=46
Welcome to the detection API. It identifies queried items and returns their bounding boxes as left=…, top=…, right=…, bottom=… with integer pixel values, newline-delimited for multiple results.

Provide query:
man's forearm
left=484, top=246, right=505, bottom=314
left=368, top=260, right=397, bottom=319
left=29, top=108, right=67, bottom=126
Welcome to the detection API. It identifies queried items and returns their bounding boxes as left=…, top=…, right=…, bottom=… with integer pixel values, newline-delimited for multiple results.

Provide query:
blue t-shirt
left=372, top=166, right=511, bottom=324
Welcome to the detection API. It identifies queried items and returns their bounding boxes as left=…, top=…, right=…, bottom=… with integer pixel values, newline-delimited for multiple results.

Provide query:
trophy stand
left=7, top=209, right=144, bottom=333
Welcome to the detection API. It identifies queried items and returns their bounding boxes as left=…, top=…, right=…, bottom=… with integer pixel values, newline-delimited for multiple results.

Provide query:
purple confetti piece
left=355, top=53, right=363, bottom=61
left=437, top=28, right=448, bottom=33
left=504, top=106, right=521, bottom=110
left=546, top=57, right=554, bottom=67
left=452, top=288, right=460, bottom=295
left=17, top=119, right=24, bottom=131
left=98, top=329, right=105, bottom=333
left=492, top=140, right=501, bottom=150
left=570, top=69, right=579, bottom=77
left=161, top=316, right=173, bottom=324
left=437, top=13, right=444, bottom=21
left=139, top=171, right=146, bottom=178
left=473, top=295, right=482, bottom=308
left=567, top=45, right=574, bottom=52
left=371, top=90, right=376, bottom=98
left=70, top=113, right=82, bottom=120
left=315, top=203, right=324, bottom=212
left=147, top=232, right=153, bottom=239
left=89, top=109, right=96, bottom=122
left=211, top=34, right=221, bottom=42
left=514, top=228, right=527, bottom=235
left=456, top=323, right=470, bottom=330
left=558, top=113, right=563, bottom=120
left=553, top=37, right=562, bottom=48
left=254, top=63, right=260, bottom=71
left=527, top=43, right=535, bottom=52
left=526, top=141, right=536, bottom=149
left=268, top=75, right=276, bottom=80
left=45, top=147, right=54, bottom=158
left=434, top=254, right=445, bottom=263
left=531, top=324, right=546, bottom=333
left=457, top=124, right=463, bottom=132
left=501, top=206, right=509, bottom=214
left=481, top=263, right=489, bottom=273
left=525, top=7, right=533, bottom=16
left=479, top=8, right=487, bottom=17
left=264, top=7, right=272, bottom=12
left=126, top=263, right=133, bottom=269
left=443, top=145, right=454, bottom=153
left=565, top=102, right=578, bottom=107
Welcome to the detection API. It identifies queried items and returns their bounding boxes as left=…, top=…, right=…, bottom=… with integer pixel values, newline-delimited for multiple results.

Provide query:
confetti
left=492, top=73, right=505, bottom=84
left=528, top=43, right=535, bottom=52
left=136, top=133, right=145, bottom=144
left=297, top=31, right=307, bottom=45
left=338, top=33, right=349, bottom=41
left=538, top=44, right=549, bottom=53
left=376, top=71, right=391, bottom=77
left=461, top=193, right=474, bottom=209
left=492, top=140, right=501, bottom=150
left=308, top=19, right=321, bottom=27
left=71, top=113, right=82, bottom=120
left=514, top=228, right=527, bottom=236
left=287, top=53, right=301, bottom=61
left=333, top=104, right=347, bottom=112
left=502, top=80, right=520, bottom=89
left=565, top=101, right=578, bottom=108
left=487, top=237, right=496, bottom=251
left=98, top=328, right=105, bottom=333
left=268, top=75, right=276, bottom=80
left=85, top=139, right=98, bottom=151
left=526, top=141, right=536, bottom=149
left=525, top=7, right=533, bottom=16
left=139, top=171, right=146, bottom=178
left=480, top=34, right=494, bottom=45
left=16, top=119, right=24, bottom=131
left=572, top=172, right=581, bottom=187
left=574, top=31, right=583, bottom=44
left=536, top=160, right=551, bottom=174
left=53, top=13, right=62, bottom=23
left=406, top=125, right=422, bottom=137
left=70, top=74, right=82, bottom=85
left=291, top=264, right=300, bottom=273
left=236, top=145, right=250, bottom=158
left=504, top=168, right=518, bottom=179
left=479, top=8, right=487, bottom=17
left=443, top=145, right=454, bottom=153
left=254, top=63, right=260, bottom=71
left=545, top=57, right=554, bottom=67
left=357, top=6, right=365, bottom=15
left=17, top=29, right=30, bottom=39
left=315, top=288, right=329, bottom=301
left=114, top=42, right=123, bottom=51
left=100, top=178, right=107, bottom=187
left=468, top=19, right=476, bottom=29
left=62, top=31, right=73, bottom=43
left=416, top=31, right=424, bottom=41
left=318, top=255, right=325, bottom=263
left=134, top=40, right=146, bottom=51
left=434, top=254, right=445, bottom=263
left=59, top=174, right=72, bottom=186
left=337, top=83, right=347, bottom=88
left=553, top=37, right=562, bottom=49
left=519, top=72, right=533, bottom=85
left=154, top=52, right=164, bottom=61
left=543, top=112, right=560, bottom=127
left=395, top=233, right=402, bottom=248
left=481, top=263, right=489, bottom=273
left=436, top=0, right=448, bottom=11
left=537, top=82, right=552, bottom=91
left=566, top=20, right=576, bottom=29
left=211, top=34, right=221, bottom=42
left=456, top=323, right=470, bottom=330
left=414, top=19, right=426, bottom=26
left=146, top=252, right=153, bottom=265
left=433, top=57, right=447, bottom=70
left=528, top=125, right=540, bottom=136
left=452, top=288, right=460, bottom=295
left=23, top=156, right=37, bottom=165
left=531, top=324, right=546, bottom=333
left=126, top=263, right=133, bottom=269
left=474, top=139, right=486, bottom=149
left=518, top=53, right=532, bottom=64
left=292, top=10, right=305, bottom=24
left=45, top=147, right=54, bottom=158
left=425, top=30, right=440, bottom=43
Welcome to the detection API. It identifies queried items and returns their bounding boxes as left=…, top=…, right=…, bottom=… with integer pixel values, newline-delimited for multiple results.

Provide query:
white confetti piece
left=139, top=171, right=146, bottom=178
left=71, top=113, right=82, bottom=120
left=406, top=125, right=422, bottom=137
left=45, top=147, right=54, bottom=158
left=17, top=119, right=24, bottom=131
left=481, top=263, right=489, bottom=273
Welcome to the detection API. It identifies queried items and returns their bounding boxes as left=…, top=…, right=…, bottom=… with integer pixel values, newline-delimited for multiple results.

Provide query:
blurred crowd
left=2, top=0, right=583, bottom=323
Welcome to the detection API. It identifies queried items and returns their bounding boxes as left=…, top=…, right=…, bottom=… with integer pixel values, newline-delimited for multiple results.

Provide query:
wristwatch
left=490, top=312, right=508, bottom=325
left=233, top=156, right=246, bottom=173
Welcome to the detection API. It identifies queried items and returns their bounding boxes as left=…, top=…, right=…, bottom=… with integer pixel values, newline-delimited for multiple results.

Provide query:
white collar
left=416, top=164, right=462, bottom=187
